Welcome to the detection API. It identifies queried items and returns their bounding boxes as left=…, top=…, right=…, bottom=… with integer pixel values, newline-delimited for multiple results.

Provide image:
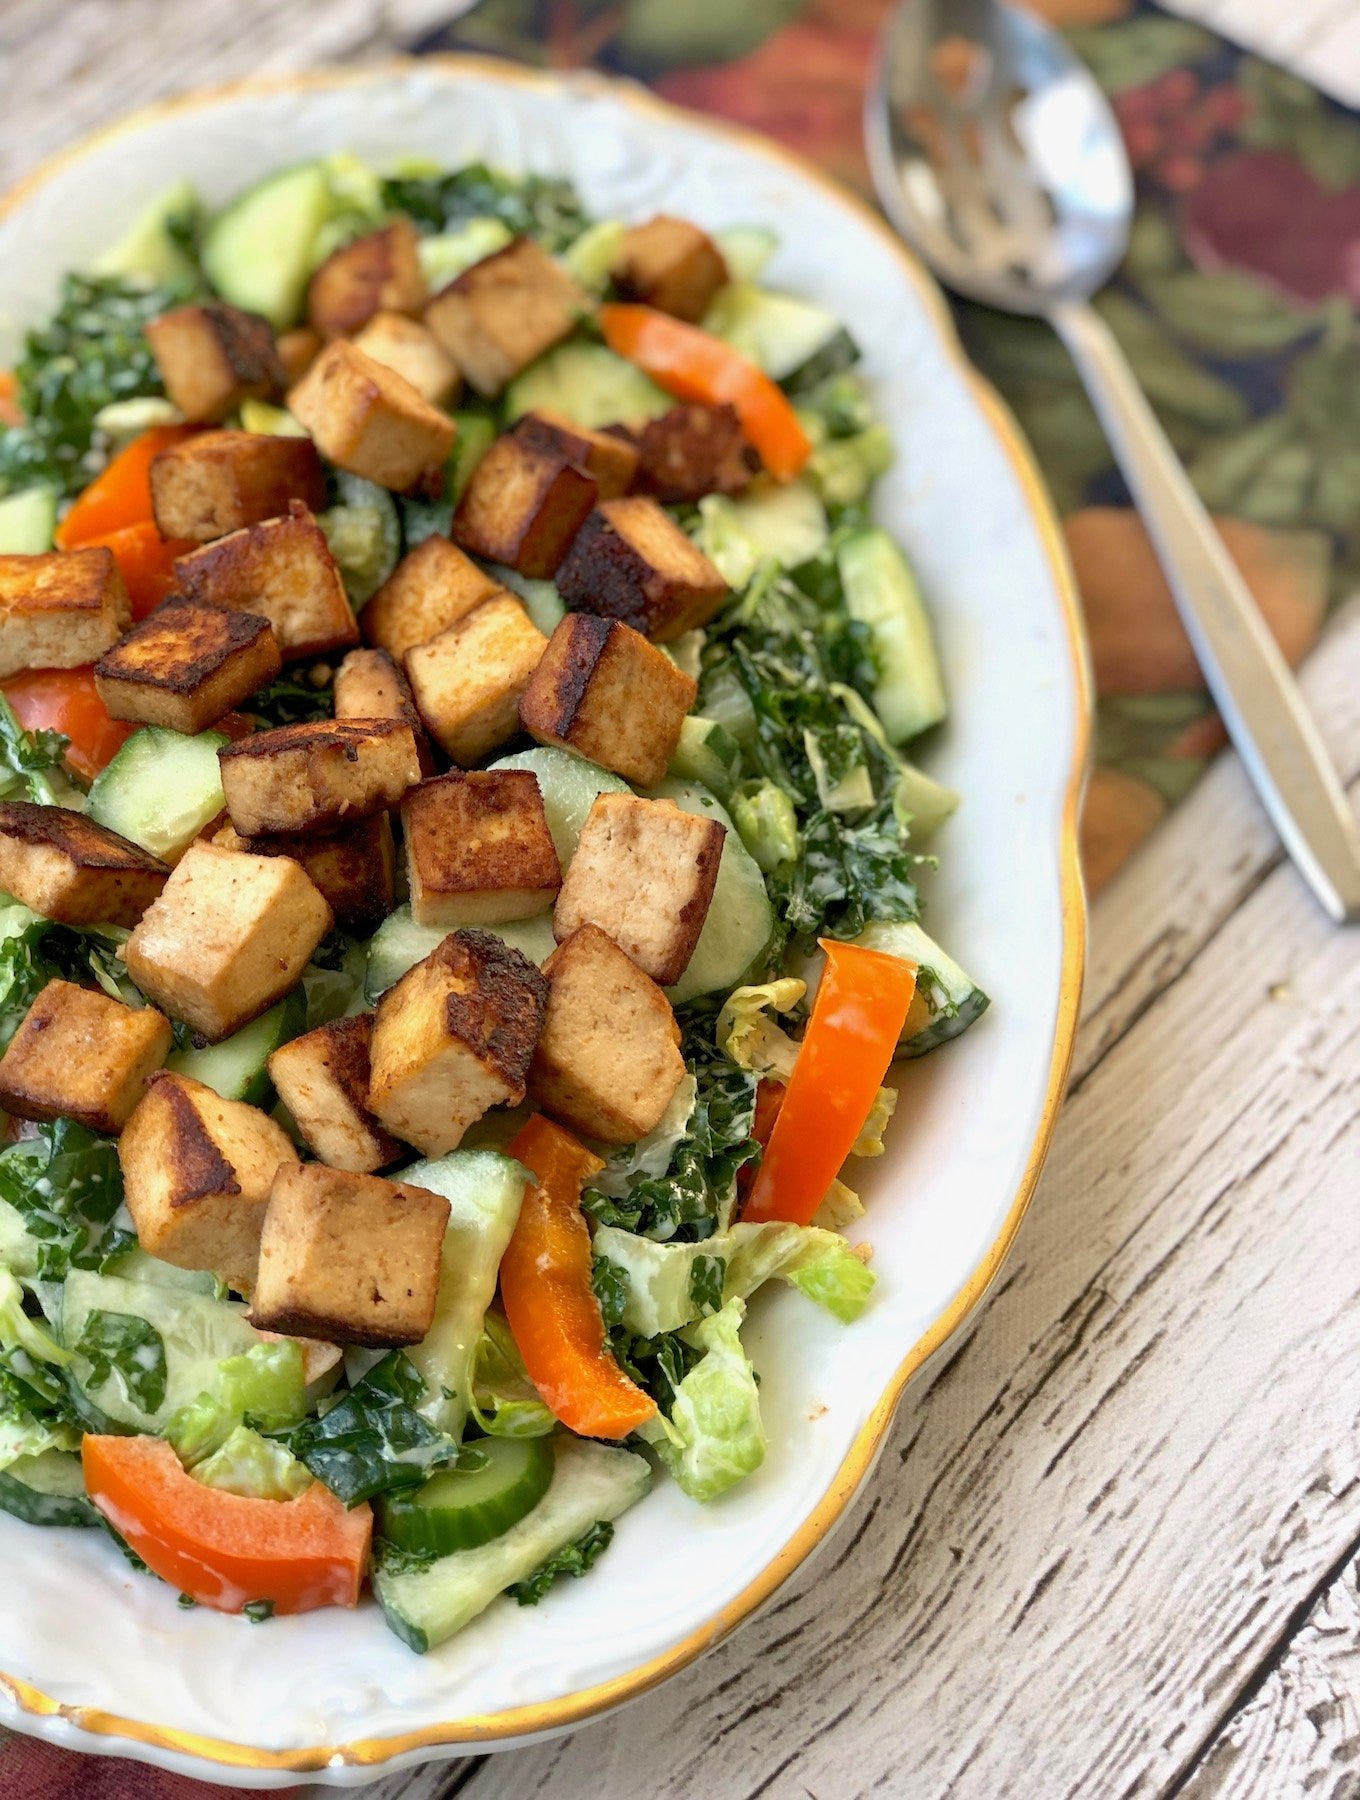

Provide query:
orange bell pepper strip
left=742, top=939, right=918, bottom=1227
left=501, top=1116, right=658, bottom=1440
left=80, top=518, right=195, bottom=620
left=55, top=424, right=195, bottom=549
left=82, top=1435, right=372, bottom=1616
left=736, top=1077, right=786, bottom=1202
left=2, top=667, right=137, bottom=779
left=599, top=303, right=812, bottom=481
left=0, top=372, right=22, bottom=428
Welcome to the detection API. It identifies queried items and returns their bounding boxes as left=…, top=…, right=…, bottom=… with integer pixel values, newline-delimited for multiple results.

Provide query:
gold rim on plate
left=0, top=53, right=1092, bottom=1775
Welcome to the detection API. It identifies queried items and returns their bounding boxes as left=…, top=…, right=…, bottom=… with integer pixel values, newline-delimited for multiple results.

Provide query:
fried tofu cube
left=529, top=925, right=684, bottom=1142
left=249, top=1161, right=450, bottom=1346
left=149, top=430, right=327, bottom=542
left=266, top=1014, right=402, bottom=1174
left=520, top=613, right=695, bottom=786
left=611, top=215, right=729, bottom=322
left=0, top=980, right=171, bottom=1133
left=404, top=770, right=560, bottom=929
left=275, top=326, right=322, bottom=386
left=554, top=793, right=724, bottom=986
left=612, top=403, right=757, bottom=504
left=287, top=340, right=455, bottom=492
left=0, top=802, right=167, bottom=926
left=362, top=536, right=503, bottom=662
left=218, top=717, right=421, bottom=837
left=424, top=238, right=591, bottom=398
left=173, top=502, right=359, bottom=660
left=512, top=410, right=638, bottom=500
left=368, top=928, right=547, bottom=1157
left=452, top=434, right=597, bottom=578
left=94, top=598, right=281, bottom=735
left=0, top=548, right=130, bottom=678
left=352, top=312, right=461, bottom=408
left=216, top=813, right=396, bottom=935
left=404, top=595, right=547, bottom=766
left=306, top=219, right=427, bottom=339
left=333, top=646, right=431, bottom=763
left=144, top=302, right=285, bottom=423
left=556, top=498, right=729, bottom=642
left=118, top=1071, right=299, bottom=1290
left=124, top=841, right=332, bottom=1041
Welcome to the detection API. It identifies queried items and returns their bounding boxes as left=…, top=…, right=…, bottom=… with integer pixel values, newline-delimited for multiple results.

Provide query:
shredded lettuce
left=812, top=1178, right=865, bottom=1233
left=590, top=1075, right=698, bottom=1201
left=469, top=1314, right=555, bottom=1440
left=716, top=978, right=804, bottom=1080
left=192, top=1425, right=311, bottom=1501
left=639, top=1299, right=766, bottom=1503
left=166, top=1339, right=306, bottom=1466
left=851, top=1087, right=898, bottom=1158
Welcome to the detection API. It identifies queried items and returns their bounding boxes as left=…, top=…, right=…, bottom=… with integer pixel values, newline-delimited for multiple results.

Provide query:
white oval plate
left=0, top=59, right=1089, bottom=1787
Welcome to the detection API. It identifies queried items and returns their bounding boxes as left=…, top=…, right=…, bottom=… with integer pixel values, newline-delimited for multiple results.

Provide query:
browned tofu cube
left=0, top=802, right=167, bottom=926
left=144, top=302, right=285, bottom=423
left=404, top=770, right=560, bottom=929
left=0, top=980, right=171, bottom=1133
left=266, top=1014, right=402, bottom=1174
left=124, top=841, right=332, bottom=1041
left=173, top=502, right=359, bottom=660
left=424, top=238, right=591, bottom=398
left=149, top=430, right=327, bottom=542
left=352, top=312, right=461, bottom=408
left=249, top=1161, right=450, bottom=1347
left=333, top=644, right=431, bottom=753
left=556, top=498, right=729, bottom=642
left=520, top=613, right=695, bottom=787
left=94, top=598, right=281, bottom=735
left=216, top=812, right=396, bottom=935
left=368, top=928, right=547, bottom=1157
left=404, top=595, right=547, bottom=766
left=513, top=410, right=638, bottom=500
left=287, top=340, right=455, bottom=492
left=529, top=925, right=685, bottom=1142
left=452, top=434, right=597, bottom=578
left=276, top=327, right=322, bottom=386
left=0, top=548, right=130, bottom=678
left=119, top=1071, right=299, bottom=1290
left=362, top=536, right=503, bottom=662
left=306, top=219, right=427, bottom=338
left=554, top=792, right=724, bottom=986
left=610, top=403, right=757, bottom=504
left=218, top=717, right=421, bottom=837
left=611, top=216, right=729, bottom=322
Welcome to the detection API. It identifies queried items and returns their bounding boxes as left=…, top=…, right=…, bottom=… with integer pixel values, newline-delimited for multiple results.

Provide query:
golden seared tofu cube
left=512, top=409, right=639, bottom=500
left=333, top=646, right=432, bottom=772
left=404, top=595, right=546, bottom=766
left=94, top=598, right=281, bottom=735
left=611, top=215, right=729, bottom=323
left=520, top=613, right=695, bottom=787
left=124, top=841, right=331, bottom=1041
left=555, top=497, right=729, bottom=643
left=249, top=1161, right=450, bottom=1347
left=368, top=928, right=547, bottom=1157
left=617, top=402, right=757, bottom=504
left=218, top=717, right=420, bottom=838
left=452, top=434, right=597, bottom=579
left=266, top=1014, right=402, bottom=1175
left=287, top=340, right=455, bottom=493
left=0, top=548, right=130, bottom=678
left=173, top=502, right=358, bottom=660
left=404, top=770, right=560, bottom=930
left=352, top=312, right=461, bottom=408
left=118, top=1071, right=299, bottom=1290
left=144, top=302, right=285, bottom=423
left=306, top=219, right=427, bottom=339
left=216, top=812, right=396, bottom=935
left=362, top=535, right=503, bottom=662
left=555, top=792, right=724, bottom=986
left=529, top=925, right=684, bottom=1142
left=424, top=237, right=591, bottom=398
left=149, top=430, right=327, bottom=542
left=0, top=980, right=172, bottom=1133
left=0, top=802, right=167, bottom=926
left=275, top=326, right=322, bottom=386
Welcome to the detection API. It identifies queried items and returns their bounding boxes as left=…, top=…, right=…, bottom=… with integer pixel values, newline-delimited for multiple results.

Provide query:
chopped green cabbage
left=640, top=1299, right=765, bottom=1502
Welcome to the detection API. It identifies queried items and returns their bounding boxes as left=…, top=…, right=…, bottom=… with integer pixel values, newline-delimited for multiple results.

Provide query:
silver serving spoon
left=866, top=0, right=1360, bottom=923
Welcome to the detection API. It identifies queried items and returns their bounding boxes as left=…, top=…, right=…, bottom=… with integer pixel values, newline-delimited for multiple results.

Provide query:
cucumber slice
left=702, top=283, right=844, bottom=383
left=240, top=398, right=307, bottom=437
left=669, top=716, right=741, bottom=802
left=365, top=907, right=557, bottom=1003
left=94, top=179, right=199, bottom=285
left=488, top=567, right=565, bottom=638
left=166, top=987, right=306, bottom=1105
left=562, top=219, right=625, bottom=293
left=647, top=777, right=774, bottom=1005
left=375, top=1437, right=651, bottom=1652
left=419, top=219, right=514, bottom=289
left=837, top=528, right=947, bottom=744
left=695, top=482, right=828, bottom=586
left=895, top=762, right=959, bottom=841
left=0, top=487, right=57, bottom=554
left=105, top=1248, right=220, bottom=1295
left=378, top=1437, right=553, bottom=1555
left=202, top=163, right=332, bottom=329
left=850, top=919, right=989, bottom=1056
left=714, top=226, right=778, bottom=283
left=87, top=726, right=228, bottom=862
left=320, top=472, right=401, bottom=607
left=506, top=343, right=672, bottom=429
left=0, top=1451, right=97, bottom=1528
left=488, top=747, right=629, bottom=867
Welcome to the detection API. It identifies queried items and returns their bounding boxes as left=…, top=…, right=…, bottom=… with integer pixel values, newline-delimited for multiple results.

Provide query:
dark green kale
left=0, top=916, right=133, bottom=1051
left=590, top=1255, right=630, bottom=1332
left=507, top=1520, right=615, bottom=1606
left=378, top=162, right=588, bottom=252
left=688, top=1254, right=726, bottom=1318
left=610, top=1328, right=704, bottom=1416
left=73, top=1309, right=168, bottom=1415
left=0, top=1117, right=131, bottom=1280
left=243, top=1599, right=276, bottom=1624
left=781, top=327, right=861, bottom=396
left=244, top=670, right=334, bottom=727
left=0, top=694, right=68, bottom=804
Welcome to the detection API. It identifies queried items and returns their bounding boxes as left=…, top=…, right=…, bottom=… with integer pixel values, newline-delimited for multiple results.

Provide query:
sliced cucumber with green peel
left=95, top=179, right=199, bottom=286
left=166, top=988, right=306, bottom=1105
left=714, top=226, right=778, bottom=283
left=489, top=567, right=566, bottom=638
left=202, top=162, right=332, bottom=328
left=489, top=747, right=630, bottom=867
left=895, top=762, right=959, bottom=841
left=87, top=727, right=228, bottom=863
left=562, top=219, right=625, bottom=292
left=851, top=919, right=989, bottom=1056
left=669, top=716, right=741, bottom=801
left=647, top=777, right=774, bottom=1005
left=378, top=1437, right=553, bottom=1555
left=365, top=907, right=557, bottom=1003
left=837, top=528, right=947, bottom=744
left=703, top=283, right=845, bottom=383
left=0, top=1451, right=96, bottom=1529
left=0, top=487, right=57, bottom=554
left=506, top=342, right=671, bottom=429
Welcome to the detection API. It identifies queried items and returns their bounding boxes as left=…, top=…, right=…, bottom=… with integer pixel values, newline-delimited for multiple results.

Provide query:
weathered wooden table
left=0, top=5, right=1356, bottom=1796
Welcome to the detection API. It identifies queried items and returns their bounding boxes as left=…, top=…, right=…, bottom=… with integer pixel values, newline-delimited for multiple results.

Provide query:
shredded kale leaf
left=243, top=1599, right=276, bottom=1624
left=378, top=162, right=589, bottom=251
left=508, top=1520, right=615, bottom=1606
left=0, top=1117, right=131, bottom=1280
left=688, top=1254, right=726, bottom=1319
left=0, top=916, right=133, bottom=1052
left=590, top=1255, right=630, bottom=1332
left=610, top=1328, right=704, bottom=1416
left=0, top=695, right=69, bottom=804
left=245, top=670, right=334, bottom=727
left=73, top=1309, right=167, bottom=1415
